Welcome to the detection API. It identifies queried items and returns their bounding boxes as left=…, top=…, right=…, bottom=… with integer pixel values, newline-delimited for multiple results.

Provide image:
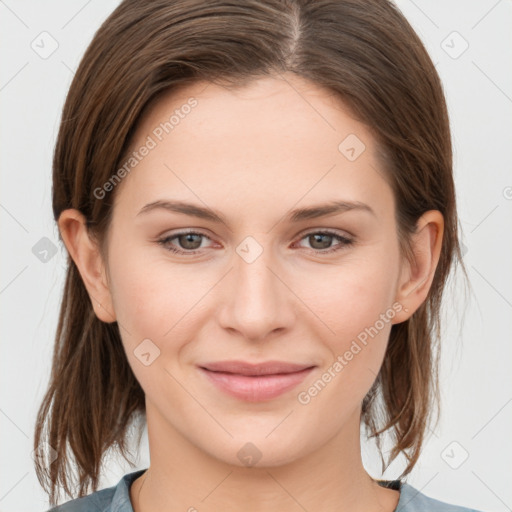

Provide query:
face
left=98, top=74, right=409, bottom=467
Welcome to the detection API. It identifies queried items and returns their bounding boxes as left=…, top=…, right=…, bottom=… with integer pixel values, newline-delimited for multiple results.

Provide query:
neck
left=130, top=401, right=399, bottom=512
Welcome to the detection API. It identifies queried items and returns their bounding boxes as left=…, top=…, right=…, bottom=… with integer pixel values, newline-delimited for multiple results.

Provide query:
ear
left=57, top=209, right=116, bottom=323
left=392, top=210, right=444, bottom=324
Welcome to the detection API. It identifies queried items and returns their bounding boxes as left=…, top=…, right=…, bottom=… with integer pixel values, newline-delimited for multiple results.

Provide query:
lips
left=200, top=360, right=314, bottom=376
left=198, top=360, right=315, bottom=401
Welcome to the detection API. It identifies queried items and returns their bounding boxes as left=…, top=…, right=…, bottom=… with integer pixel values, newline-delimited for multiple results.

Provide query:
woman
left=34, top=0, right=482, bottom=511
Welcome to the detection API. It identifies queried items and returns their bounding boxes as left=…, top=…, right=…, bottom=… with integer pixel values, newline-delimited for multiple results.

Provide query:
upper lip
left=200, top=360, right=315, bottom=376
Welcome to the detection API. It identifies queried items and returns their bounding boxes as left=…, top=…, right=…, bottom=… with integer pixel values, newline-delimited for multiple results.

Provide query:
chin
left=201, top=433, right=310, bottom=470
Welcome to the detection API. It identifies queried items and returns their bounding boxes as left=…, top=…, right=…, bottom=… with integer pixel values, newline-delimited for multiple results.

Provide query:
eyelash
left=157, top=229, right=354, bottom=256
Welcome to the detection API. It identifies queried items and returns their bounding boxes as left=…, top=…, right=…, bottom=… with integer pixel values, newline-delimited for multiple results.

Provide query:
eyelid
left=157, top=228, right=216, bottom=249
left=296, top=225, right=354, bottom=240
left=157, top=226, right=353, bottom=241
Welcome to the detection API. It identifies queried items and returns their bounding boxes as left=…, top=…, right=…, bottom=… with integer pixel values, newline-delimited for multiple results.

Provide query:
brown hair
left=34, top=0, right=468, bottom=505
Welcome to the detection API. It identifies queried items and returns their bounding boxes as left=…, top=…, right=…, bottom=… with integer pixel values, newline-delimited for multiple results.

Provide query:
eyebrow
left=136, top=199, right=376, bottom=225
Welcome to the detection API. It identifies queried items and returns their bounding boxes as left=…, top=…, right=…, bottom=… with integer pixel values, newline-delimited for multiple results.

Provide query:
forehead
left=112, top=74, right=392, bottom=224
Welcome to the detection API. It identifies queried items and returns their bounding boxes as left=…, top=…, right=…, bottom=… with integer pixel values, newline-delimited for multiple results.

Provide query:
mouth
left=198, top=360, right=316, bottom=401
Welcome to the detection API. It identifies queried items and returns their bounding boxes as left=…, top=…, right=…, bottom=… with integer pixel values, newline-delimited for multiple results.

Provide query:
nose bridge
left=219, top=234, right=292, bottom=340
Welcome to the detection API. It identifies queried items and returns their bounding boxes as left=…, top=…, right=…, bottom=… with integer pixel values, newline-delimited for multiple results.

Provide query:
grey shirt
left=46, top=469, right=484, bottom=512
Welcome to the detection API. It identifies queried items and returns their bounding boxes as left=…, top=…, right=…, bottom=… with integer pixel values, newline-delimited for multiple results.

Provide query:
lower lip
left=199, top=367, right=315, bottom=401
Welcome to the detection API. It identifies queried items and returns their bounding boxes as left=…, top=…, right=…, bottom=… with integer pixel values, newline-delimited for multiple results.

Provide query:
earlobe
left=57, top=209, right=117, bottom=323
left=392, top=210, right=444, bottom=324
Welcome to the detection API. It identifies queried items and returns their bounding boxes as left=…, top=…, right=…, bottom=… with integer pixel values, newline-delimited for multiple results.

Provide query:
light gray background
left=1, top=1, right=511, bottom=511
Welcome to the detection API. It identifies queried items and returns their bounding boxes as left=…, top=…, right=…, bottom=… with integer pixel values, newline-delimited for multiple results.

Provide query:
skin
left=58, top=73, right=443, bottom=512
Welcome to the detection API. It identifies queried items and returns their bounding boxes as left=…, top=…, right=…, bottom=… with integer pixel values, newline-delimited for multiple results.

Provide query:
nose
left=217, top=238, right=296, bottom=343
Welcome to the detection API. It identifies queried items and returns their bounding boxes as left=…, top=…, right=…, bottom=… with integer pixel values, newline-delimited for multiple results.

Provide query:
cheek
left=106, top=252, right=200, bottom=397
left=106, top=242, right=198, bottom=354
left=294, top=260, right=398, bottom=415
left=297, top=245, right=400, bottom=396
left=301, top=248, right=400, bottom=341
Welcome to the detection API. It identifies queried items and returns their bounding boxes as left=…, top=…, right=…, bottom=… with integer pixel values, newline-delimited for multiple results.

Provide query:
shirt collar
left=109, top=470, right=412, bottom=512
left=110, top=469, right=147, bottom=512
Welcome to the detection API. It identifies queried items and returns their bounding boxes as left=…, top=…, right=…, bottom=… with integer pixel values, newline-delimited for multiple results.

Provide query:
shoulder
left=44, top=469, right=147, bottom=512
left=398, top=482, right=485, bottom=512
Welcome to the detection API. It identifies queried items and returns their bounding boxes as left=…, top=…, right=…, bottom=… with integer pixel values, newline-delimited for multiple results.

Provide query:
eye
left=157, top=229, right=354, bottom=255
left=157, top=230, right=212, bottom=254
left=293, top=229, right=354, bottom=254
